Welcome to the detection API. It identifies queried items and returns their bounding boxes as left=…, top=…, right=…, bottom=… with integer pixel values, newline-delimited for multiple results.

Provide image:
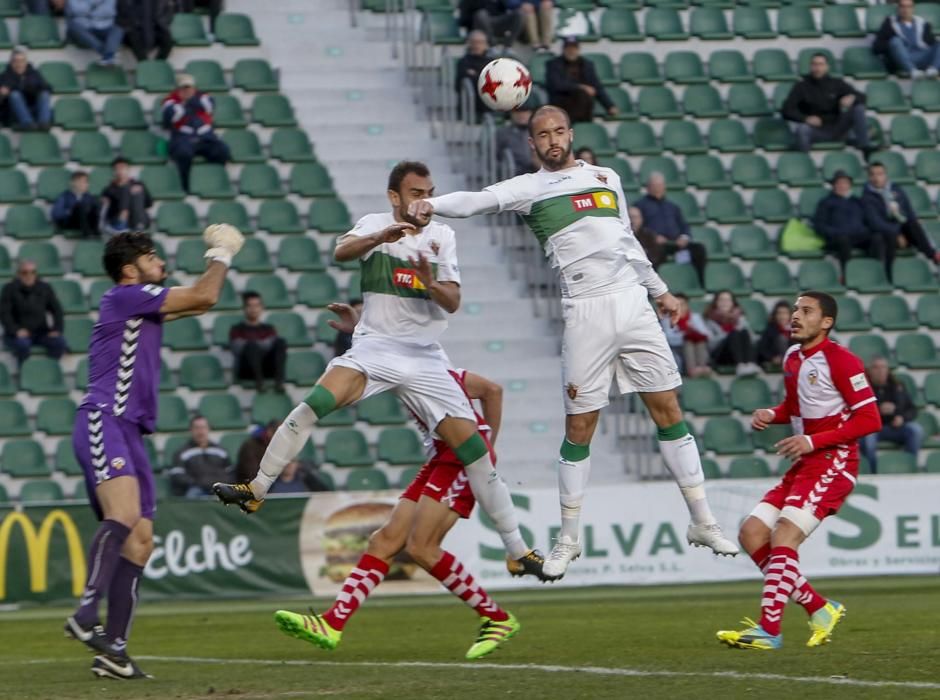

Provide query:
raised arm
left=410, top=190, right=501, bottom=220
left=334, top=222, right=415, bottom=263
left=161, top=224, right=243, bottom=319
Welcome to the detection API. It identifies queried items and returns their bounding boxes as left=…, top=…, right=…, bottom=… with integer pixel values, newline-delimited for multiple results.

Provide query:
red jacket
left=161, top=89, right=215, bottom=136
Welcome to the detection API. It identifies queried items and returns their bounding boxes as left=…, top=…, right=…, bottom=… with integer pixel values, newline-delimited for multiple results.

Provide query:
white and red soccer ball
left=477, top=58, right=532, bottom=112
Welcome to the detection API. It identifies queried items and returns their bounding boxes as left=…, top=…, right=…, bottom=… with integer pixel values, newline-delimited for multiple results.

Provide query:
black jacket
left=871, top=377, right=917, bottom=424
left=546, top=56, right=613, bottom=110
left=0, top=64, right=51, bottom=103
left=781, top=74, right=864, bottom=126
left=100, top=179, right=153, bottom=223
left=757, top=323, right=791, bottom=365
left=813, top=193, right=868, bottom=241
left=873, top=15, right=936, bottom=57
left=0, top=278, right=64, bottom=336
left=861, top=183, right=917, bottom=236
left=168, top=440, right=232, bottom=495
left=455, top=52, right=491, bottom=116
left=458, top=0, right=512, bottom=30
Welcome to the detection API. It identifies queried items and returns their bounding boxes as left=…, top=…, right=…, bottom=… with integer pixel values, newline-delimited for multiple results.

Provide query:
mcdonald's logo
left=0, top=510, right=86, bottom=599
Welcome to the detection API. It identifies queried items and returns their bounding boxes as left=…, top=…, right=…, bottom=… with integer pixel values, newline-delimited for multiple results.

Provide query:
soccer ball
left=477, top=58, right=532, bottom=112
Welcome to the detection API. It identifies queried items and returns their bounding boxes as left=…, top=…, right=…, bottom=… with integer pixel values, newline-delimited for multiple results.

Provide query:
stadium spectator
left=813, top=170, right=883, bottom=279
left=235, top=420, right=278, bottom=482
left=860, top=357, right=923, bottom=474
left=756, top=300, right=792, bottom=370
left=627, top=205, right=664, bottom=270
left=661, top=292, right=711, bottom=378
left=458, top=0, right=522, bottom=48
left=268, top=459, right=333, bottom=494
left=861, top=161, right=939, bottom=282
left=636, top=173, right=707, bottom=286
left=782, top=53, right=873, bottom=158
left=168, top=415, right=233, bottom=498
left=704, top=290, right=759, bottom=376
left=100, top=156, right=153, bottom=238
left=0, top=48, right=51, bottom=130
left=332, top=298, right=363, bottom=358
left=0, top=260, right=66, bottom=366
left=454, top=31, right=492, bottom=119
left=230, top=291, right=287, bottom=392
left=873, top=0, right=940, bottom=78
left=177, top=0, right=223, bottom=35
left=117, top=0, right=172, bottom=60
left=546, top=37, right=616, bottom=123
left=496, top=106, right=538, bottom=176
left=52, top=171, right=100, bottom=238
left=66, top=0, right=124, bottom=66
left=575, top=147, right=595, bottom=165
left=518, top=0, right=554, bottom=52
left=23, top=0, right=64, bottom=14
left=162, top=73, right=231, bottom=193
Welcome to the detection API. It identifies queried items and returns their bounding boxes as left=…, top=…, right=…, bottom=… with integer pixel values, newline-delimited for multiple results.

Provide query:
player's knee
left=404, top=532, right=437, bottom=570
left=368, top=525, right=404, bottom=561
left=649, top=394, right=683, bottom=428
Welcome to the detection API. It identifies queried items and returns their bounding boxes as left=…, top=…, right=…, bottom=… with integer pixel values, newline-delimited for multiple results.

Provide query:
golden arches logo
left=0, top=510, right=86, bottom=599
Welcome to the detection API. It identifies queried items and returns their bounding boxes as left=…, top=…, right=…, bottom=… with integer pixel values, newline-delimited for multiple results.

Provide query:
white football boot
left=542, top=535, right=583, bottom=578
left=687, top=522, right=739, bottom=556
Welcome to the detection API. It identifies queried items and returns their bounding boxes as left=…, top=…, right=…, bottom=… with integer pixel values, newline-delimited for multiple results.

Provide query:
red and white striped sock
left=322, top=554, right=389, bottom=631
left=751, top=543, right=825, bottom=616
left=428, top=551, right=509, bottom=622
left=759, top=546, right=803, bottom=636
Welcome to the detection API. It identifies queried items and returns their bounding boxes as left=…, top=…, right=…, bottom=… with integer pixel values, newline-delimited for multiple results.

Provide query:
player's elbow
left=333, top=246, right=355, bottom=263
left=483, top=382, right=503, bottom=404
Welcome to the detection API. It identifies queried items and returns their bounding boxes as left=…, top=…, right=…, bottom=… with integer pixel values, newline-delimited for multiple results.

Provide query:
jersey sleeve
left=336, top=214, right=382, bottom=259
left=830, top=348, right=877, bottom=411
left=484, top=174, right=537, bottom=214
left=109, top=284, right=168, bottom=320
left=435, top=229, right=461, bottom=285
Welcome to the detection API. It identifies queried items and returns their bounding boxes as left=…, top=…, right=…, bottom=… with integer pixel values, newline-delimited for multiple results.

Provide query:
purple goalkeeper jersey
left=79, top=283, right=168, bottom=433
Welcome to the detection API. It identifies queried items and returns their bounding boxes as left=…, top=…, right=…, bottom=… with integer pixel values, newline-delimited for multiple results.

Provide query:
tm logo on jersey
left=393, top=268, right=426, bottom=290
left=569, top=192, right=617, bottom=212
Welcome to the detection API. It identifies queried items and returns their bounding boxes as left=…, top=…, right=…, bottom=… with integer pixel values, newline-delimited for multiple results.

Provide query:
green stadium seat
left=211, top=314, right=242, bottom=347
left=619, top=52, right=662, bottom=85
left=171, top=12, right=210, bottom=45
left=85, top=63, right=131, bottom=93
left=18, top=14, right=62, bottom=47
left=161, top=434, right=189, bottom=469
left=69, top=131, right=112, bottom=166
left=0, top=133, right=13, bottom=167
left=216, top=13, right=260, bottom=45
left=251, top=94, right=296, bottom=127
left=685, top=154, right=729, bottom=189
left=705, top=190, right=749, bottom=224
left=595, top=88, right=637, bottom=120
left=255, top=200, right=301, bottom=234
left=637, top=86, right=682, bottom=119
left=190, top=163, right=235, bottom=199
left=729, top=224, right=775, bottom=260
left=184, top=59, right=227, bottom=92
left=278, top=239, right=325, bottom=275
left=345, top=468, right=388, bottom=491
left=779, top=6, right=820, bottom=37
left=233, top=58, right=279, bottom=91
left=751, top=423, right=792, bottom=453
left=324, top=429, right=373, bottom=467
left=21, top=241, right=64, bottom=275
left=822, top=4, right=864, bottom=37
left=572, top=122, right=614, bottom=157
left=20, top=356, right=66, bottom=395
left=709, top=50, right=751, bottom=83
left=821, top=152, right=863, bottom=183
left=289, top=162, right=335, bottom=197
left=845, top=258, right=892, bottom=293
left=39, top=61, right=80, bottom=93
left=54, top=438, right=82, bottom=475
left=244, top=274, right=290, bottom=309
left=658, top=262, right=704, bottom=297
left=671, top=191, right=705, bottom=225
left=730, top=376, right=773, bottom=413
left=599, top=156, right=638, bottom=190
left=897, top=333, right=940, bottom=369
left=865, top=4, right=894, bottom=33
left=141, top=165, right=185, bottom=199
left=600, top=8, right=642, bottom=41
left=918, top=411, right=940, bottom=446
left=158, top=358, right=176, bottom=392
left=866, top=80, right=908, bottom=114
left=680, top=377, right=730, bottom=415
left=136, top=60, right=175, bottom=92
left=682, top=84, right=727, bottom=119
left=841, top=46, right=888, bottom=81
left=156, top=202, right=200, bottom=236
left=753, top=48, right=795, bottom=82
left=708, top=119, right=752, bottom=153
left=0, top=0, right=15, bottom=16
left=286, top=350, right=326, bottom=386
left=5, top=204, right=53, bottom=239
left=584, top=53, right=618, bottom=87
left=268, top=312, right=312, bottom=346
left=705, top=261, right=748, bottom=295
left=728, top=456, right=771, bottom=479
left=19, top=480, right=64, bottom=503
left=911, top=79, right=940, bottom=113
left=639, top=156, right=683, bottom=187
left=0, top=400, right=29, bottom=436
left=222, top=129, right=264, bottom=164
left=163, top=317, right=208, bottom=350
left=752, top=189, right=793, bottom=223
left=645, top=7, right=687, bottom=40
left=690, top=6, right=731, bottom=39
left=310, top=198, right=353, bottom=233
left=0, top=169, right=31, bottom=202
left=797, top=259, right=845, bottom=294
left=907, top=184, right=937, bottom=219
left=916, top=294, right=940, bottom=328
left=876, top=453, right=917, bottom=475
left=207, top=200, right=253, bottom=233
left=849, top=334, right=892, bottom=367
left=738, top=298, right=767, bottom=332
left=693, top=226, right=729, bottom=261
left=103, top=96, right=147, bottom=129
left=398, top=466, right=421, bottom=488
left=664, top=52, right=707, bottom=84
left=239, top=163, right=283, bottom=198
left=615, top=120, right=660, bottom=155
left=796, top=187, right=826, bottom=220
left=316, top=310, right=340, bottom=343
left=833, top=296, right=870, bottom=332
left=927, top=452, right=940, bottom=473
left=728, top=84, right=771, bottom=117
left=730, top=154, right=776, bottom=188
left=119, top=130, right=165, bottom=165
left=232, top=238, right=274, bottom=273
left=0, top=364, right=12, bottom=396
left=870, top=296, right=917, bottom=331
left=358, top=392, right=406, bottom=425
left=318, top=405, right=355, bottom=428
left=378, top=428, right=425, bottom=465
left=753, top=118, right=794, bottom=151
left=896, top=372, right=924, bottom=409
left=893, top=258, right=937, bottom=293
left=704, top=417, right=752, bottom=454
left=925, top=372, right=940, bottom=407
left=213, top=94, right=247, bottom=128
left=215, top=278, right=240, bottom=311
left=270, top=128, right=316, bottom=162
left=297, top=271, right=338, bottom=308
left=19, top=133, right=63, bottom=165
left=196, top=394, right=245, bottom=430
left=179, top=354, right=226, bottom=390
left=751, top=260, right=797, bottom=296
left=662, top=121, right=706, bottom=155
left=891, top=115, right=936, bottom=148
left=36, top=397, right=76, bottom=435
left=174, top=239, right=209, bottom=274
left=914, top=151, right=940, bottom=184
left=157, top=395, right=190, bottom=433
left=733, top=6, right=774, bottom=39
left=251, top=392, right=292, bottom=425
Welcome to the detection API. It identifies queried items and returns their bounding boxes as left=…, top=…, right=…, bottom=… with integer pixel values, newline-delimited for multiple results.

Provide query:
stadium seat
left=849, top=334, right=892, bottom=366
left=278, top=238, right=325, bottom=273
left=916, top=294, right=940, bottom=328
left=865, top=3, right=894, bottom=33
left=732, top=6, right=774, bottom=39
left=188, top=163, right=235, bottom=200
left=19, top=133, right=63, bottom=166
left=730, top=154, right=776, bottom=188
left=39, top=61, right=80, bottom=93
left=196, top=394, right=245, bottom=430
left=822, top=4, right=864, bottom=37
left=36, top=168, right=69, bottom=203
left=753, top=118, right=793, bottom=151
left=18, top=14, right=63, bottom=47
left=54, top=438, right=82, bottom=475
left=658, top=263, right=703, bottom=297
left=207, top=200, right=253, bottom=233
left=584, top=53, right=618, bottom=87
left=914, top=150, right=940, bottom=185
left=0, top=364, right=12, bottom=397
left=289, top=162, right=335, bottom=197
left=216, top=13, right=260, bottom=45
left=251, top=392, right=292, bottom=425
left=751, top=260, right=797, bottom=296
left=836, top=296, right=872, bottom=332
left=69, top=131, right=113, bottom=166
left=397, top=466, right=421, bottom=489
left=136, top=59, right=175, bottom=92
left=600, top=8, right=642, bottom=41
left=119, top=130, right=165, bottom=165
left=639, top=156, right=683, bottom=187
left=309, top=198, right=353, bottom=233
left=866, top=80, right=908, bottom=114
left=618, top=52, right=662, bottom=85
left=752, top=423, right=792, bottom=453
left=752, top=189, right=793, bottom=223
left=0, top=170, right=32, bottom=203
left=797, top=187, right=828, bottom=219
left=378, top=428, right=425, bottom=465
left=662, top=121, right=706, bottom=154
left=708, top=119, right=752, bottom=153
left=5, top=204, right=53, bottom=239
left=141, top=165, right=186, bottom=199
left=891, top=115, right=936, bottom=148
left=911, top=79, right=940, bottom=113
left=270, top=128, right=316, bottom=162
left=779, top=6, right=820, bottom=38
left=244, top=274, right=290, bottom=308
left=614, top=120, right=658, bottom=155
left=896, top=372, right=924, bottom=409
left=728, top=457, right=772, bottom=479
left=216, top=278, right=240, bottom=311
left=296, top=272, right=338, bottom=308
left=797, top=260, right=845, bottom=294
left=234, top=58, right=279, bottom=91
left=171, top=12, right=210, bottom=45
left=682, top=84, right=727, bottom=119
left=841, top=46, right=888, bottom=80
left=0, top=244, right=10, bottom=277
left=703, top=417, right=752, bottom=454
left=175, top=239, right=209, bottom=274
left=730, top=376, right=773, bottom=413
left=0, top=400, right=30, bottom=436
left=728, top=84, right=771, bottom=117
left=671, top=191, right=705, bottom=225
left=870, top=297, right=917, bottom=331
left=36, top=397, right=76, bottom=435
left=318, top=405, right=355, bottom=428
left=637, top=86, right=682, bottom=119
left=156, top=202, right=200, bottom=236
left=85, top=63, right=131, bottom=93
left=103, top=96, right=148, bottom=129
left=664, top=52, right=707, bottom=84
left=232, top=239, right=273, bottom=273
left=211, top=314, right=242, bottom=347
left=256, top=200, right=302, bottom=234
left=685, top=154, right=729, bottom=189
left=693, top=226, right=729, bottom=261
left=897, top=333, right=940, bottom=369
left=0, top=133, right=13, bottom=167
left=267, top=312, right=312, bottom=346
left=179, top=354, right=227, bottom=390
left=753, top=48, right=795, bottom=82
left=877, top=452, right=918, bottom=475
left=906, top=184, right=937, bottom=219
left=917, top=411, right=940, bottom=446
left=598, top=156, right=638, bottom=190
left=894, top=257, right=937, bottom=293
left=704, top=261, right=748, bottom=295
left=163, top=317, right=208, bottom=350
left=357, top=392, right=406, bottom=425
left=705, top=191, right=749, bottom=224
left=185, top=59, right=227, bottom=92
left=213, top=94, right=247, bottom=128
left=821, top=152, right=864, bottom=183
left=729, top=225, right=775, bottom=260
left=690, top=6, right=731, bottom=39
left=20, top=241, right=63, bottom=275
left=645, top=7, right=687, bottom=40
left=345, top=468, right=388, bottom=491
left=223, top=129, right=264, bottom=163
left=680, top=377, right=729, bottom=415
left=286, top=350, right=326, bottom=386
left=19, top=480, right=64, bottom=503
left=324, top=429, right=373, bottom=467
left=925, top=372, right=940, bottom=407
left=20, top=356, right=66, bottom=395
left=709, top=50, right=751, bottom=83
left=572, top=122, right=614, bottom=157
left=239, top=163, right=283, bottom=198
left=251, top=94, right=296, bottom=127
left=315, top=310, right=340, bottom=343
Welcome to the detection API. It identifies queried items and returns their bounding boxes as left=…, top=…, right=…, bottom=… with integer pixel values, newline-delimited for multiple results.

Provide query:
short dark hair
left=868, top=161, right=886, bottom=173
left=190, top=414, right=208, bottom=427
left=71, top=171, right=88, bottom=181
left=528, top=105, right=572, bottom=136
left=799, top=290, right=838, bottom=328
left=111, top=156, right=129, bottom=167
left=241, top=291, right=262, bottom=306
left=810, top=52, right=829, bottom=63
left=387, top=161, right=430, bottom=194
left=103, top=231, right=156, bottom=283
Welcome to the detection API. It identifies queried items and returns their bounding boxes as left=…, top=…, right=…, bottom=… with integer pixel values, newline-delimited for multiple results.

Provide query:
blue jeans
left=4, top=331, right=67, bottom=366
left=859, top=421, right=924, bottom=473
left=888, top=36, right=940, bottom=73
left=66, top=22, right=124, bottom=60
left=7, top=89, right=51, bottom=127
left=793, top=104, right=870, bottom=152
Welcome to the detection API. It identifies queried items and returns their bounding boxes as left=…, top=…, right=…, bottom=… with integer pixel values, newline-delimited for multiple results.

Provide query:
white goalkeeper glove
left=203, top=223, right=245, bottom=267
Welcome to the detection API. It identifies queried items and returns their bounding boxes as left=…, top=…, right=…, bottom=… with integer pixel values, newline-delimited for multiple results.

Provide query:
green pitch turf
left=1, top=576, right=938, bottom=700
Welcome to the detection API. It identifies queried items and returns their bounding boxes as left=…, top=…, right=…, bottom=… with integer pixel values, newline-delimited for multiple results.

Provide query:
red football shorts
left=400, top=460, right=475, bottom=519
left=761, top=452, right=858, bottom=521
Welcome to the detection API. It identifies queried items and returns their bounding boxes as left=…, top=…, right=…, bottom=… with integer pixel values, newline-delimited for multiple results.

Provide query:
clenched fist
left=203, top=223, right=245, bottom=266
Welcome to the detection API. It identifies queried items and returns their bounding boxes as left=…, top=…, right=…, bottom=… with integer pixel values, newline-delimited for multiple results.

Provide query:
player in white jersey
left=409, top=106, right=738, bottom=578
left=213, top=162, right=552, bottom=590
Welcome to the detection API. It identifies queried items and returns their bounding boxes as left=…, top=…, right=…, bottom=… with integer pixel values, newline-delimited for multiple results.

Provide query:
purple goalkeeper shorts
left=73, top=408, right=156, bottom=521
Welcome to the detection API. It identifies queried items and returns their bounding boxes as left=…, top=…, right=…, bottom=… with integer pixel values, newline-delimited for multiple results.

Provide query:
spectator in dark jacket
left=861, top=161, right=938, bottom=282
left=782, top=53, right=872, bottom=157
left=66, top=0, right=124, bottom=66
left=178, top=0, right=223, bottom=34
left=116, top=0, right=172, bottom=60
left=230, top=291, right=287, bottom=392
left=454, top=30, right=492, bottom=119
left=813, top=170, right=883, bottom=278
left=756, top=300, right=792, bottom=370
left=52, top=171, right=100, bottom=238
left=169, top=416, right=233, bottom=498
left=458, top=0, right=522, bottom=47
left=235, top=420, right=278, bottom=483
left=332, top=298, right=362, bottom=358
left=268, top=459, right=333, bottom=494
left=0, top=48, right=51, bottom=130
left=100, top=156, right=153, bottom=238
left=162, top=73, right=231, bottom=192
left=859, top=357, right=924, bottom=473
left=873, top=0, right=940, bottom=77
left=496, top=106, right=537, bottom=176
left=546, top=37, right=616, bottom=123
left=635, top=172, right=707, bottom=286
left=0, top=260, right=66, bottom=365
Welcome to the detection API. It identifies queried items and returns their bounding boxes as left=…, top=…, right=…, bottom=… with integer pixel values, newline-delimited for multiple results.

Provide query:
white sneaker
left=928, top=67, right=939, bottom=78
left=687, top=522, right=739, bottom=557
left=735, top=362, right=760, bottom=377
left=543, top=535, right=582, bottom=578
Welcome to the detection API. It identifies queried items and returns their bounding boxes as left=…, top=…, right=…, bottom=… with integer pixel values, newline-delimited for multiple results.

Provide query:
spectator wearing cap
left=813, top=169, right=881, bottom=279
left=546, top=37, right=617, bottom=123
left=100, top=156, right=152, bottom=238
left=66, top=0, right=124, bottom=66
left=457, top=0, right=522, bottom=48
left=162, top=72, right=231, bottom=192
left=52, top=171, right=100, bottom=238
left=1, top=259, right=66, bottom=366
left=496, top=104, right=538, bottom=176
left=873, top=0, right=940, bottom=78
left=0, top=48, right=51, bottom=130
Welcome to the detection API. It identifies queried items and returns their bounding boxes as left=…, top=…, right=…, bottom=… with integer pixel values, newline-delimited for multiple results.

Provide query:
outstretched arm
left=410, top=190, right=501, bottom=220
left=161, top=224, right=243, bottom=319
left=334, top=222, right=416, bottom=262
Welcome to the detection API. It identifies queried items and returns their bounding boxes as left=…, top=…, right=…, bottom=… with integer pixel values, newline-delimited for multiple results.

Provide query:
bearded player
left=717, top=292, right=881, bottom=650
left=65, top=226, right=243, bottom=679
left=275, top=302, right=518, bottom=659
left=407, top=106, right=738, bottom=579
left=214, top=162, right=552, bottom=596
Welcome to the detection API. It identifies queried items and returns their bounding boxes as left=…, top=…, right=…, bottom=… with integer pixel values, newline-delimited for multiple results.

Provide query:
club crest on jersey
left=429, top=241, right=440, bottom=255
left=566, top=383, right=579, bottom=400
left=111, top=457, right=125, bottom=471
left=569, top=191, right=617, bottom=212
left=595, top=173, right=608, bottom=185
left=393, top=268, right=426, bottom=290
left=807, top=369, right=818, bottom=385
